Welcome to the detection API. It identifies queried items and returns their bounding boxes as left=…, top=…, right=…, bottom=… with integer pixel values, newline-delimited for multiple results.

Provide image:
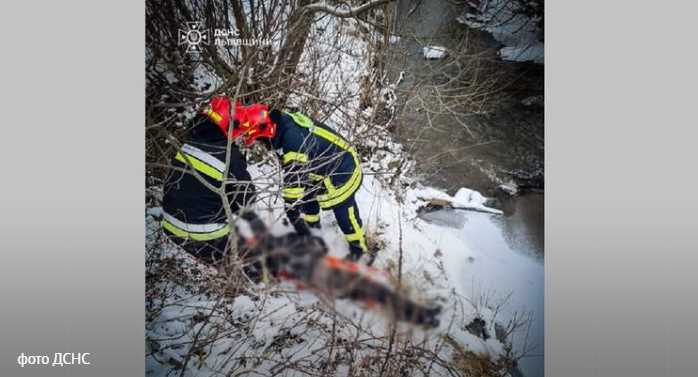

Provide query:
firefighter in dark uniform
left=161, top=97, right=256, bottom=265
left=229, top=99, right=374, bottom=265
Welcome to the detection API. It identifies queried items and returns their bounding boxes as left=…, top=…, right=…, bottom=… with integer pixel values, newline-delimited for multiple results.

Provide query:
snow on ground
left=146, top=157, right=543, bottom=376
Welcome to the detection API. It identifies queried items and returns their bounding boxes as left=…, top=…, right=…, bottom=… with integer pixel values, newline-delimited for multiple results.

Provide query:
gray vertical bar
left=547, top=1, right=698, bottom=376
left=0, top=1, right=144, bottom=376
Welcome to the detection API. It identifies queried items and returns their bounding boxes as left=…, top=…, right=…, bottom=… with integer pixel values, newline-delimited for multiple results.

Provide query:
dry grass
left=443, top=334, right=512, bottom=377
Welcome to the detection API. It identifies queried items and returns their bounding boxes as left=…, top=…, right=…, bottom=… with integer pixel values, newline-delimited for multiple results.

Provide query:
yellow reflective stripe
left=162, top=219, right=230, bottom=241
left=346, top=206, right=367, bottom=251
left=318, top=164, right=362, bottom=209
left=346, top=233, right=362, bottom=241
left=313, top=127, right=350, bottom=150
left=282, top=151, right=309, bottom=164
left=308, top=173, right=324, bottom=181
left=323, top=176, right=337, bottom=194
left=282, top=186, right=305, bottom=199
left=175, top=152, right=224, bottom=181
left=286, top=112, right=314, bottom=129
left=286, top=112, right=351, bottom=151
left=207, top=109, right=224, bottom=125
left=181, top=144, right=226, bottom=171
left=302, top=213, right=320, bottom=223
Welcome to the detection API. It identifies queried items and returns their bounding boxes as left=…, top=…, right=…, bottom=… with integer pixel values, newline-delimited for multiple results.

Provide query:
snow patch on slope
left=412, top=187, right=503, bottom=214
left=423, top=45, right=448, bottom=59
left=146, top=166, right=525, bottom=376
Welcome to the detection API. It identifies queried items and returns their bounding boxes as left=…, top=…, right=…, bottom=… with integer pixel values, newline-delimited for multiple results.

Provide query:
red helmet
left=231, top=102, right=276, bottom=146
left=205, top=96, right=232, bottom=136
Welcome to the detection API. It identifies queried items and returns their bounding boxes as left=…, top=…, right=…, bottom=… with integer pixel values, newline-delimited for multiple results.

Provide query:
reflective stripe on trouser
left=331, top=195, right=367, bottom=254
left=301, top=199, right=321, bottom=227
left=302, top=213, right=320, bottom=223
left=161, top=212, right=230, bottom=241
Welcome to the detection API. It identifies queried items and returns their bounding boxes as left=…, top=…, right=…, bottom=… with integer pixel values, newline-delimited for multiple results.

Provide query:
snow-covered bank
left=146, top=161, right=543, bottom=376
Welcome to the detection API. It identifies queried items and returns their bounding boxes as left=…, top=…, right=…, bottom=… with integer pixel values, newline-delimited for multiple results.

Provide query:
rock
left=465, top=317, right=490, bottom=340
left=510, top=169, right=544, bottom=191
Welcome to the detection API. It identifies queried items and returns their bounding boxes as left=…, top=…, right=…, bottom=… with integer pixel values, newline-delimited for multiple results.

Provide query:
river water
left=388, top=1, right=544, bottom=376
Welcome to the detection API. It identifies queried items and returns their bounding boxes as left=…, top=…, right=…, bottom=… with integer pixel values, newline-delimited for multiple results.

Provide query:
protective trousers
left=288, top=193, right=367, bottom=258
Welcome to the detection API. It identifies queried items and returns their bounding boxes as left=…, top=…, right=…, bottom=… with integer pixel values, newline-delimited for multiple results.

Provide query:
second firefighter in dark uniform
left=229, top=99, right=374, bottom=264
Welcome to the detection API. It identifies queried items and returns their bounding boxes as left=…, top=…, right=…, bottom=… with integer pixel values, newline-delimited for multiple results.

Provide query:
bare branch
left=303, top=0, right=393, bottom=18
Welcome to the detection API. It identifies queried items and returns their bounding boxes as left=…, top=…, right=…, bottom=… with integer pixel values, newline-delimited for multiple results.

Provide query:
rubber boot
left=345, top=242, right=376, bottom=266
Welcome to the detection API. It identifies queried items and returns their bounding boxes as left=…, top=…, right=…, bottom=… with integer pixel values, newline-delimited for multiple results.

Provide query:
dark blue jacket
left=162, top=115, right=256, bottom=225
left=269, top=110, right=358, bottom=195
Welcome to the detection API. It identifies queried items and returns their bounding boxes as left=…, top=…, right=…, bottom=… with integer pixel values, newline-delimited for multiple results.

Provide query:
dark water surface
left=391, top=1, right=544, bottom=376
